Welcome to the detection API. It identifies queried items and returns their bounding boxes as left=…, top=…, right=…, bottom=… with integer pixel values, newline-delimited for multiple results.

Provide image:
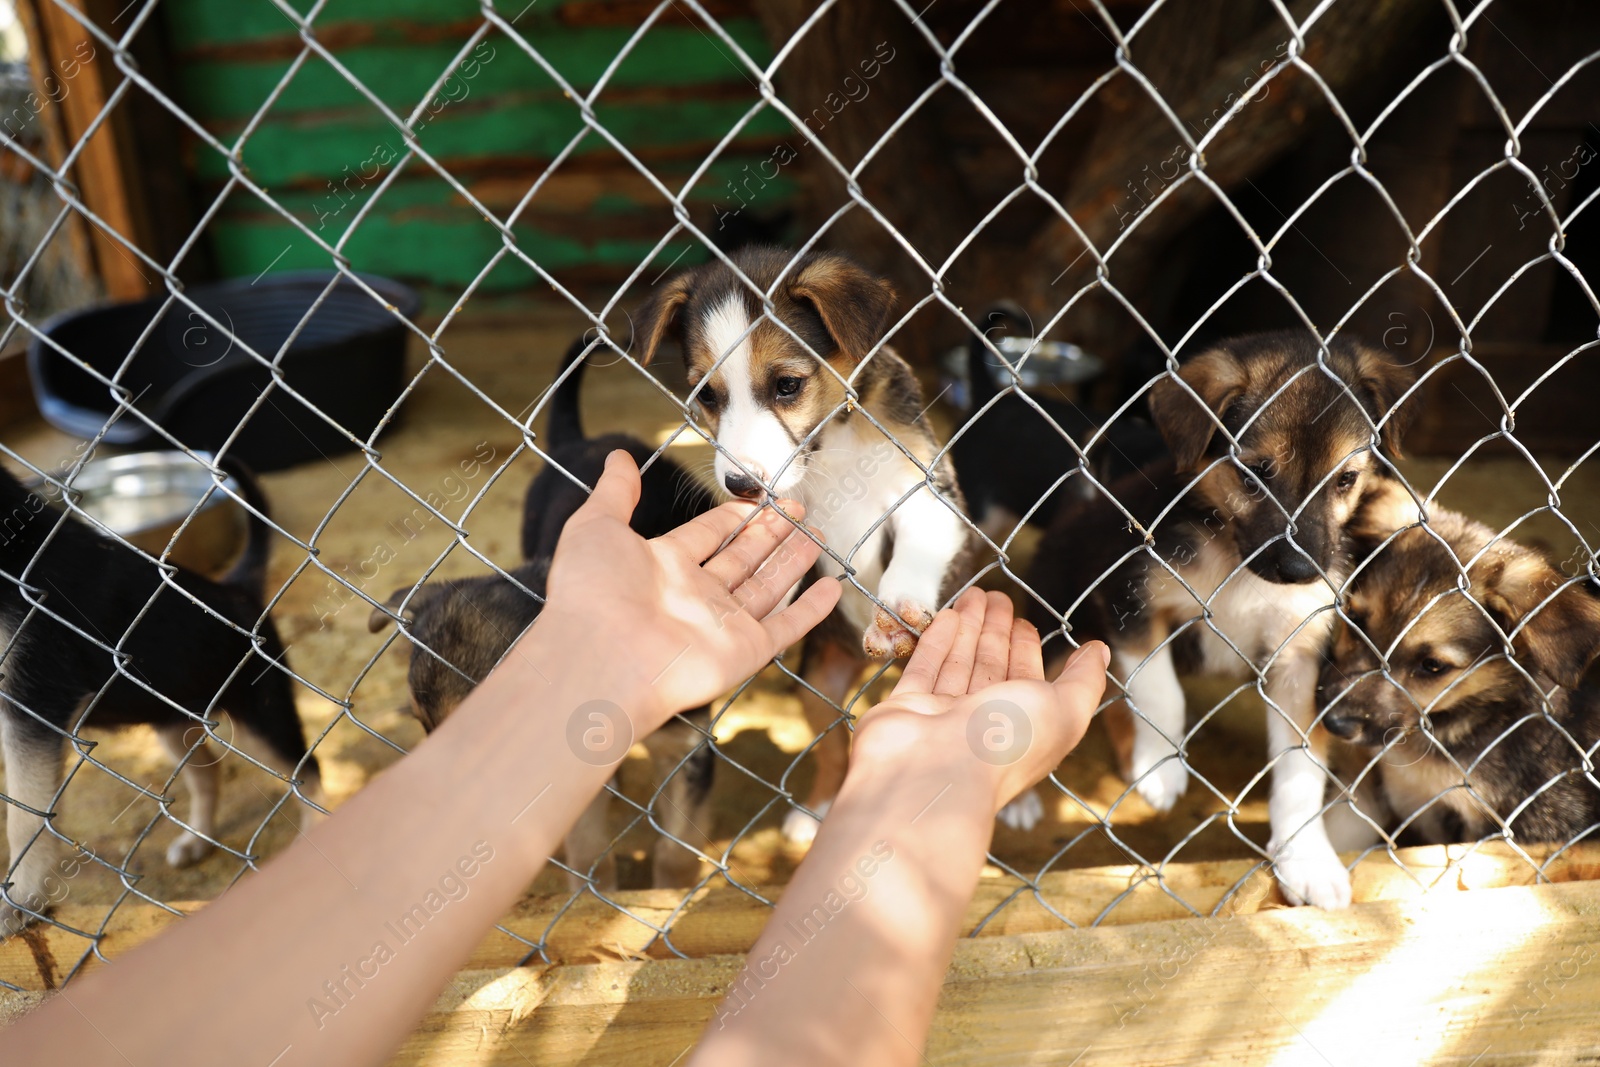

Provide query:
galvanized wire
left=1, top=0, right=1598, bottom=991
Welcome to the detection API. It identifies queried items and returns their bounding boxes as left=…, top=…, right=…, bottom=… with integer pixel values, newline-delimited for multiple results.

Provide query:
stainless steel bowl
left=49, top=451, right=247, bottom=577
left=939, top=336, right=1105, bottom=410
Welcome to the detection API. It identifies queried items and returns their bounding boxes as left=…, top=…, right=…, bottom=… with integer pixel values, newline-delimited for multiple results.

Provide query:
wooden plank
left=19, top=0, right=158, bottom=301
left=160, top=0, right=757, bottom=54
left=170, top=23, right=775, bottom=122
left=12, top=878, right=1600, bottom=1063
left=189, top=98, right=790, bottom=188
left=391, top=878, right=1600, bottom=1065
left=9, top=0, right=98, bottom=292
left=0, top=347, right=40, bottom=431
left=7, top=841, right=1595, bottom=992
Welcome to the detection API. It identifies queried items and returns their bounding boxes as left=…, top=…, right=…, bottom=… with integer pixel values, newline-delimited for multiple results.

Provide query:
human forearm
left=691, top=753, right=995, bottom=1067
left=0, top=454, right=840, bottom=1067
left=1, top=627, right=637, bottom=1067
left=693, top=593, right=1105, bottom=1067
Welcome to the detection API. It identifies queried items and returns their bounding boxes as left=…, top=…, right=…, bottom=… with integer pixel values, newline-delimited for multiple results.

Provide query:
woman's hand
left=853, top=587, right=1107, bottom=816
left=536, top=450, right=840, bottom=729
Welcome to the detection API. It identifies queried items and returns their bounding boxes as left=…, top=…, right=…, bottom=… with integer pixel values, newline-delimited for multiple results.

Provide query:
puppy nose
left=1322, top=713, right=1362, bottom=741
left=723, top=470, right=764, bottom=499
left=1273, top=550, right=1320, bottom=583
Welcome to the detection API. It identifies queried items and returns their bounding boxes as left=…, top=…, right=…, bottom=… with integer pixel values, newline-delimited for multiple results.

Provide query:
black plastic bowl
left=28, top=271, right=420, bottom=472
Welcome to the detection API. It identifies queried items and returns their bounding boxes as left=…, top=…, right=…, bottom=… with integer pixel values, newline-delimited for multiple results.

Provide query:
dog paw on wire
left=863, top=598, right=935, bottom=660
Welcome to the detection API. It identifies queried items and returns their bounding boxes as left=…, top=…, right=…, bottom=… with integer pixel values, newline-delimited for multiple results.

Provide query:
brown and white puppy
left=633, top=247, right=979, bottom=841
left=1318, top=507, right=1600, bottom=847
left=369, top=338, right=715, bottom=889
left=1026, top=331, right=1418, bottom=908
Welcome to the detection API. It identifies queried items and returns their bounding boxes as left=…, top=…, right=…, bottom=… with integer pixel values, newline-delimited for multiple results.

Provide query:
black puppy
left=371, top=336, right=716, bottom=889
left=1, top=457, right=319, bottom=935
left=950, top=304, right=1165, bottom=535
left=521, top=336, right=714, bottom=560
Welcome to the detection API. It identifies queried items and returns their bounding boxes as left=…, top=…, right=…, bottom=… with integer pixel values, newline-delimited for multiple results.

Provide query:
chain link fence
left=3, top=0, right=1600, bottom=997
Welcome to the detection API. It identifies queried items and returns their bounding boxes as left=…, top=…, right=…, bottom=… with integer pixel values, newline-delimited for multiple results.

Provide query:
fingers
left=892, top=606, right=961, bottom=696
left=969, top=591, right=1015, bottom=690
left=577, top=450, right=642, bottom=524
left=932, top=588, right=988, bottom=696
left=1008, top=619, right=1045, bottom=681
left=734, top=528, right=825, bottom=619
left=1051, top=640, right=1110, bottom=709
left=760, top=577, right=841, bottom=651
left=704, top=502, right=807, bottom=590
left=657, top=497, right=768, bottom=562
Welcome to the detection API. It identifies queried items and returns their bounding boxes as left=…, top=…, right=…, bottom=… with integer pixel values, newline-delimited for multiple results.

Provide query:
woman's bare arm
left=691, top=589, right=1108, bottom=1067
left=0, top=451, right=839, bottom=1067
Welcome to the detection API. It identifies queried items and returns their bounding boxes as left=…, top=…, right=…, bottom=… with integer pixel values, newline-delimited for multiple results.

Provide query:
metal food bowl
left=50, top=451, right=247, bottom=578
left=939, top=335, right=1105, bottom=410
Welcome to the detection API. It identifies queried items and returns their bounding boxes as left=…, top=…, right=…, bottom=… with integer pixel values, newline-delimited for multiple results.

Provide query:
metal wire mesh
left=2, top=0, right=1599, bottom=993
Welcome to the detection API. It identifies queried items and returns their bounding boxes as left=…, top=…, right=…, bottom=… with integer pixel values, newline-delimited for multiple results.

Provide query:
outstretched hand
left=539, top=450, right=841, bottom=730
left=854, top=588, right=1107, bottom=815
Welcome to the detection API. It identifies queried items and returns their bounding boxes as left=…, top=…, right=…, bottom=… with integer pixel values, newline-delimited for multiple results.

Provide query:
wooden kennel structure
left=5, top=1, right=1600, bottom=1064
left=5, top=843, right=1600, bottom=1063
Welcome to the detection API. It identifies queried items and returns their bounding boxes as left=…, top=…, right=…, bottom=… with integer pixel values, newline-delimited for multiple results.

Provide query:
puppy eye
left=1336, top=469, right=1359, bottom=492
left=1418, top=656, right=1450, bottom=676
left=1241, top=462, right=1271, bottom=491
left=775, top=376, right=804, bottom=399
left=697, top=386, right=720, bottom=410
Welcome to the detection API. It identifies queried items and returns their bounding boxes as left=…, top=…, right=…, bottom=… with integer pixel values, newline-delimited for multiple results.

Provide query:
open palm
left=540, top=450, right=840, bottom=733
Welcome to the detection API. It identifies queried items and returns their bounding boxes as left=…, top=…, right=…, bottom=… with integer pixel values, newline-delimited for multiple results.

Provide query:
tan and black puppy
left=1319, top=508, right=1600, bottom=846
left=633, top=247, right=980, bottom=842
left=1026, top=330, right=1418, bottom=908
left=370, top=338, right=714, bottom=890
left=1, top=459, right=320, bottom=935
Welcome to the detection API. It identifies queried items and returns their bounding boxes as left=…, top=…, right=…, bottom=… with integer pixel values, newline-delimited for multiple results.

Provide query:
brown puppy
left=1025, top=330, right=1417, bottom=908
left=633, top=247, right=977, bottom=841
left=1319, top=507, right=1600, bottom=846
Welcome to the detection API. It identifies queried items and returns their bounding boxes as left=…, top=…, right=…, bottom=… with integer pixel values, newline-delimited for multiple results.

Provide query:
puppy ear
left=1347, top=476, right=1423, bottom=547
left=367, top=585, right=434, bottom=634
left=1479, top=551, right=1600, bottom=689
left=632, top=269, right=697, bottom=366
left=787, top=254, right=896, bottom=361
left=1352, top=345, right=1417, bottom=459
left=1147, top=348, right=1247, bottom=471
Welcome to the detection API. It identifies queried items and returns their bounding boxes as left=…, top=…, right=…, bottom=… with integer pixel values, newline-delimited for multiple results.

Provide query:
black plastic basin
left=28, top=271, right=420, bottom=472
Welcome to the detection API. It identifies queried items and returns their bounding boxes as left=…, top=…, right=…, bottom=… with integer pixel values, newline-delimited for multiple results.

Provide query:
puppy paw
left=997, top=789, right=1044, bottom=831
left=166, top=831, right=213, bottom=869
left=0, top=901, right=34, bottom=940
left=782, top=800, right=831, bottom=845
left=1129, top=745, right=1188, bottom=813
left=863, top=600, right=935, bottom=660
left=1270, top=838, right=1353, bottom=909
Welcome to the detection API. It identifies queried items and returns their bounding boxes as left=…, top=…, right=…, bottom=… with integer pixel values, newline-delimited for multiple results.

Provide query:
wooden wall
left=158, top=0, right=794, bottom=295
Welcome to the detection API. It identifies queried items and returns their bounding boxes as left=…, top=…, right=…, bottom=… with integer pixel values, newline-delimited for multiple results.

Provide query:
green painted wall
left=162, top=0, right=796, bottom=294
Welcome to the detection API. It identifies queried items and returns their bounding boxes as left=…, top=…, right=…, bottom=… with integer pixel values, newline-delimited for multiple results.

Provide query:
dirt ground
left=5, top=304, right=1600, bottom=934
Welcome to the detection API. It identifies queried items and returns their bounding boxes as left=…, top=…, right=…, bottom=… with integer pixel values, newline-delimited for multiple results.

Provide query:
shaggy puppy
left=1319, top=507, right=1600, bottom=847
left=1025, top=331, right=1417, bottom=908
